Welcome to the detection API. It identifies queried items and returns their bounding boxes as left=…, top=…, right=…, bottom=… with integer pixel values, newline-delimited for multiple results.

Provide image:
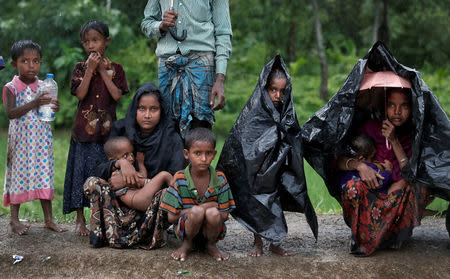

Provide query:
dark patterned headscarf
left=110, top=82, right=186, bottom=177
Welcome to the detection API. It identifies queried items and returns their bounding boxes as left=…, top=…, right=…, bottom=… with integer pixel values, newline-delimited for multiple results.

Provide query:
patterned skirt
left=83, top=177, right=169, bottom=249
left=341, top=178, right=428, bottom=256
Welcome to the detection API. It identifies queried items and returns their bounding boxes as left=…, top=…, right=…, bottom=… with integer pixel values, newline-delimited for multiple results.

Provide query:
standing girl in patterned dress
left=2, top=40, right=66, bottom=234
left=63, top=20, right=129, bottom=236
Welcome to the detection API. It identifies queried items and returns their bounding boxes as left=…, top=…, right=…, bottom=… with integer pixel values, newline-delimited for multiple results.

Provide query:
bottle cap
left=46, top=73, right=54, bottom=79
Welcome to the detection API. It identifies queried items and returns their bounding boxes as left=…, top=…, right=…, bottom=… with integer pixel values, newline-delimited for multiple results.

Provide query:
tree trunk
left=311, top=0, right=328, bottom=101
left=372, top=0, right=381, bottom=43
left=377, top=0, right=390, bottom=45
left=287, top=0, right=297, bottom=63
left=106, top=0, right=111, bottom=12
left=288, top=20, right=296, bottom=63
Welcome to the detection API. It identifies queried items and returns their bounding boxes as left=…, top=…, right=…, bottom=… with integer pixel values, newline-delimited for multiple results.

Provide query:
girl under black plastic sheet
left=302, top=41, right=450, bottom=256
left=84, top=82, right=186, bottom=249
left=217, top=55, right=318, bottom=256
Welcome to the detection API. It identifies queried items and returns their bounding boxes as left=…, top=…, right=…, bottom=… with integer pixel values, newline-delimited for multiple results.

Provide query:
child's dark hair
left=386, top=87, right=412, bottom=103
left=350, top=134, right=376, bottom=159
left=104, top=136, right=132, bottom=159
left=11, top=40, right=42, bottom=62
left=80, top=20, right=109, bottom=39
left=266, top=68, right=287, bottom=88
left=184, top=127, right=216, bottom=149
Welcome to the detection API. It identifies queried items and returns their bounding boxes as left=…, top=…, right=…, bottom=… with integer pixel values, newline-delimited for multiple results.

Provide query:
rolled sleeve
left=141, top=0, right=164, bottom=39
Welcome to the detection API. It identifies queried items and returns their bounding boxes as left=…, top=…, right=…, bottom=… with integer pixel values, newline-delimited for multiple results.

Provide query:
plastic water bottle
left=38, top=73, right=58, bottom=121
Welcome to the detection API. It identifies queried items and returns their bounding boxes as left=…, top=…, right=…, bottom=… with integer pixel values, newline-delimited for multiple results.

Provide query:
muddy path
left=0, top=214, right=449, bottom=279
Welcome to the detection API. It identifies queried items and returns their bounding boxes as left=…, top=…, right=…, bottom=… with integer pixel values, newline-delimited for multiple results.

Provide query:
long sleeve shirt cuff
left=215, top=60, right=228, bottom=75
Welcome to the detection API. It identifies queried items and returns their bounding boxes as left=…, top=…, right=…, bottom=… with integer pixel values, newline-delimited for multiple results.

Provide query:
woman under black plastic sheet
left=302, top=42, right=450, bottom=254
left=84, top=82, right=186, bottom=249
left=217, top=55, right=318, bottom=251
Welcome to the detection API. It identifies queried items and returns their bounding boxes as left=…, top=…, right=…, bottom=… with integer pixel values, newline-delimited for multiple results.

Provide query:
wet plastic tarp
left=301, top=41, right=450, bottom=201
left=217, top=55, right=318, bottom=245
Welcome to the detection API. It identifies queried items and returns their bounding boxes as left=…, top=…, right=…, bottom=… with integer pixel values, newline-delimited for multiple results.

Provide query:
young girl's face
left=12, top=49, right=41, bottom=83
left=81, top=29, right=110, bottom=56
left=386, top=91, right=411, bottom=127
left=267, top=78, right=286, bottom=108
left=136, top=94, right=161, bottom=135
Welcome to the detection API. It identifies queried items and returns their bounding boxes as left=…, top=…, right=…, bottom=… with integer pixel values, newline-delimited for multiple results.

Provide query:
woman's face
left=386, top=90, right=411, bottom=127
left=136, top=94, right=161, bottom=135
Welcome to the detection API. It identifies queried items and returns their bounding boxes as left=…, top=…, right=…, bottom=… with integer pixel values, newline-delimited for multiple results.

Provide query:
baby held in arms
left=104, top=137, right=172, bottom=211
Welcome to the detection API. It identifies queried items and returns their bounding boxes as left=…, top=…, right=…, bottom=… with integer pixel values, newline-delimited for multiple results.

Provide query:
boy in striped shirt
left=160, top=128, right=235, bottom=261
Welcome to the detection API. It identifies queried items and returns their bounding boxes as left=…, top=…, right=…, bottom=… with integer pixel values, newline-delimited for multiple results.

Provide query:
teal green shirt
left=141, top=0, right=232, bottom=75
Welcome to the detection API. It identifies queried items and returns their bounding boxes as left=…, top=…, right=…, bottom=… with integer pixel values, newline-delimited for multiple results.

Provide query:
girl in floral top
left=63, top=20, right=129, bottom=236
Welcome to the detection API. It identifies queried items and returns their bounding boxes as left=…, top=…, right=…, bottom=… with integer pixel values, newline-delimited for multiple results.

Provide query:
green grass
left=0, top=129, right=447, bottom=222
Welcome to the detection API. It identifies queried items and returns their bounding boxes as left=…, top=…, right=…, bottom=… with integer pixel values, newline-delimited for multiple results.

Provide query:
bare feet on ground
left=10, top=220, right=30, bottom=235
left=171, top=241, right=192, bottom=262
left=75, top=221, right=90, bottom=236
left=249, top=236, right=263, bottom=257
left=207, top=242, right=229, bottom=261
left=44, top=220, right=67, bottom=232
left=270, top=244, right=293, bottom=256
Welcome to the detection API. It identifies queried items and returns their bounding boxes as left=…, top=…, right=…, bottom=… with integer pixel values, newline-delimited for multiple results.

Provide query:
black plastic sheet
left=217, top=55, right=318, bottom=245
left=302, top=41, right=450, bottom=202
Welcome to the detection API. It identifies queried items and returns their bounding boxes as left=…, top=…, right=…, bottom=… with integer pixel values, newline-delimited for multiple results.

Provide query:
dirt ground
left=0, top=213, right=449, bottom=279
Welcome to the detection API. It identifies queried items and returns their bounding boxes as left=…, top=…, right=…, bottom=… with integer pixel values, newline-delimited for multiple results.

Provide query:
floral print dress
left=3, top=76, right=55, bottom=206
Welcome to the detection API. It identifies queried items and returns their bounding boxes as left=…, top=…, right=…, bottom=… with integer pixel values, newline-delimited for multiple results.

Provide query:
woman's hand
left=109, top=171, right=125, bottom=190
left=116, top=158, right=140, bottom=187
left=356, top=161, right=384, bottom=189
left=382, top=119, right=398, bottom=144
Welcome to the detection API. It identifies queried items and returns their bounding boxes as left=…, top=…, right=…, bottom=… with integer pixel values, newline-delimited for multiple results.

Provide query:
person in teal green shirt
left=141, top=0, right=232, bottom=137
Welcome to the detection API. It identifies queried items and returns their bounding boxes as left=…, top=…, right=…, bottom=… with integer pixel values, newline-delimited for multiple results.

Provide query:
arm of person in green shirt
left=141, top=0, right=165, bottom=39
left=210, top=0, right=232, bottom=111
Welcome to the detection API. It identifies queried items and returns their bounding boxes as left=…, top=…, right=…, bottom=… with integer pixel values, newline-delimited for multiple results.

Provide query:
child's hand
left=34, top=92, right=52, bottom=108
left=86, top=52, right=101, bottom=71
left=381, top=159, right=393, bottom=172
left=136, top=152, right=145, bottom=164
left=51, top=99, right=60, bottom=112
left=109, top=171, right=126, bottom=190
left=117, top=158, right=140, bottom=187
left=97, top=57, right=107, bottom=72
left=200, top=201, right=219, bottom=210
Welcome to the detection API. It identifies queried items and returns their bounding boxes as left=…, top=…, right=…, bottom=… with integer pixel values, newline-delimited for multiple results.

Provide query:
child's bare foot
left=269, top=244, right=293, bottom=256
left=44, top=220, right=67, bottom=233
left=207, top=242, right=229, bottom=261
left=249, top=236, right=263, bottom=257
left=10, top=220, right=30, bottom=235
left=172, top=241, right=192, bottom=262
left=75, top=222, right=90, bottom=236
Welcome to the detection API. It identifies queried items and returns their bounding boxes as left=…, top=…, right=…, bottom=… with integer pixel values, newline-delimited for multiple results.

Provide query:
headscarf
left=217, top=55, right=318, bottom=245
left=110, top=82, right=186, bottom=177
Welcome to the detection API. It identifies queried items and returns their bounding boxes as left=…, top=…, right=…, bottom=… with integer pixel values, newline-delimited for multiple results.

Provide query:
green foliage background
left=0, top=0, right=448, bottom=220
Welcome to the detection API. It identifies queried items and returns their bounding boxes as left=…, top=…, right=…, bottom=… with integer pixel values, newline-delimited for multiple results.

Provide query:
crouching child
left=160, top=128, right=235, bottom=261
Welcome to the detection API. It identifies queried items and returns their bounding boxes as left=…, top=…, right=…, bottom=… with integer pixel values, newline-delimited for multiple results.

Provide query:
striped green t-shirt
left=160, top=165, right=235, bottom=215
